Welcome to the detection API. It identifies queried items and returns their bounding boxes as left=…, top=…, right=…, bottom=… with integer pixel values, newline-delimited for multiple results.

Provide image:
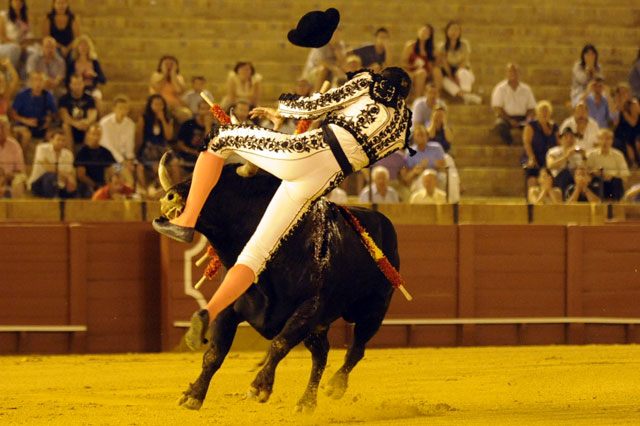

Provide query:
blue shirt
left=585, top=93, right=613, bottom=129
left=12, top=88, right=57, bottom=121
left=405, top=142, right=445, bottom=169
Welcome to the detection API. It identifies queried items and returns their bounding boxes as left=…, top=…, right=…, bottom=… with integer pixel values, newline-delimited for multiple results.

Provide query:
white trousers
left=208, top=124, right=366, bottom=277
left=442, top=68, right=475, bottom=96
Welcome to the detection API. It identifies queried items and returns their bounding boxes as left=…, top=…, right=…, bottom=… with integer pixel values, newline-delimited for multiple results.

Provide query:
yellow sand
left=1, top=345, right=639, bottom=425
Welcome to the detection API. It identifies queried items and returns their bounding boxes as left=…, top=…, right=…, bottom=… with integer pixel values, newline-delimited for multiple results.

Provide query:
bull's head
left=158, top=153, right=185, bottom=220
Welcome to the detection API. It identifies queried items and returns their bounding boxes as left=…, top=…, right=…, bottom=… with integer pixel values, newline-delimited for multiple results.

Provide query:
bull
left=158, top=154, right=401, bottom=412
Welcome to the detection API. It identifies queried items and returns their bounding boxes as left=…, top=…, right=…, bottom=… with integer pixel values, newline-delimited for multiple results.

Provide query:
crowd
left=0, top=1, right=639, bottom=204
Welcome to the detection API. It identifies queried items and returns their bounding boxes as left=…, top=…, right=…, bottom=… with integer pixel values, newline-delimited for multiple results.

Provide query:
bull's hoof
left=247, top=386, right=271, bottom=403
left=177, top=393, right=203, bottom=410
left=294, top=400, right=317, bottom=414
left=326, top=374, right=348, bottom=400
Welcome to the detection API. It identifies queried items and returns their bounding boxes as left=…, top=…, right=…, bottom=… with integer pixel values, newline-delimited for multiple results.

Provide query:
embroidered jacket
left=277, top=70, right=412, bottom=164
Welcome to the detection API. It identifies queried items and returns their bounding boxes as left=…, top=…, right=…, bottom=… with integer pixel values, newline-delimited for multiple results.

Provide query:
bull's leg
left=326, top=313, right=384, bottom=400
left=294, top=326, right=330, bottom=413
left=178, top=307, right=241, bottom=410
left=248, top=297, right=319, bottom=403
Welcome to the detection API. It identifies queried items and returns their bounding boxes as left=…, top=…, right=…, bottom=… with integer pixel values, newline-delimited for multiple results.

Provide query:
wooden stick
left=398, top=285, right=413, bottom=301
left=194, top=274, right=207, bottom=290
left=319, top=80, right=331, bottom=93
left=195, top=252, right=210, bottom=267
left=200, top=91, right=215, bottom=107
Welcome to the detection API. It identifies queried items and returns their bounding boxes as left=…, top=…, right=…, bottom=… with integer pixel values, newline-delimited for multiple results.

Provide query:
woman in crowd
left=42, top=0, right=79, bottom=59
left=149, top=55, right=192, bottom=123
left=66, top=34, right=106, bottom=107
left=438, top=21, right=481, bottom=104
left=571, top=44, right=603, bottom=107
left=220, top=61, right=262, bottom=111
left=0, top=57, right=19, bottom=116
left=613, top=98, right=640, bottom=167
left=0, top=0, right=34, bottom=71
left=426, top=104, right=453, bottom=152
left=522, top=100, right=559, bottom=189
left=401, top=24, right=442, bottom=98
left=527, top=167, right=562, bottom=204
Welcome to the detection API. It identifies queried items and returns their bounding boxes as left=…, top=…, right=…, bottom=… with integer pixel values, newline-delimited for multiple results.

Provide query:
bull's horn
left=158, top=152, right=174, bottom=191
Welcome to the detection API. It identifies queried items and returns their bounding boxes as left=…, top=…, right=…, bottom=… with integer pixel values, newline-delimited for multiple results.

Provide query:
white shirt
left=28, top=142, right=74, bottom=186
left=586, top=148, right=630, bottom=179
left=99, top=112, right=136, bottom=163
left=545, top=146, right=583, bottom=177
left=560, top=116, right=600, bottom=151
left=491, top=79, right=536, bottom=117
left=358, top=184, right=399, bottom=203
left=409, top=187, right=447, bottom=204
left=325, top=187, right=348, bottom=204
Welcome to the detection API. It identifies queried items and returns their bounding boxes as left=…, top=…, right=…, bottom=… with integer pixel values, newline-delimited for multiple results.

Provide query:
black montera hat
left=287, top=8, right=340, bottom=48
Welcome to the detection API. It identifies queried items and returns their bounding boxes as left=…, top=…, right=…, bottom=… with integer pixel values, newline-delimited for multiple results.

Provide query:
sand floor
left=1, top=345, right=639, bottom=425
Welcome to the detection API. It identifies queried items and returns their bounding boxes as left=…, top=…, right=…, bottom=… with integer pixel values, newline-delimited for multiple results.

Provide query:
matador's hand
left=250, top=107, right=283, bottom=130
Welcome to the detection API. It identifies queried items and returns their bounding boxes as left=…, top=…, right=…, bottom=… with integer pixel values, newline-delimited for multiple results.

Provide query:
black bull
left=160, top=162, right=401, bottom=411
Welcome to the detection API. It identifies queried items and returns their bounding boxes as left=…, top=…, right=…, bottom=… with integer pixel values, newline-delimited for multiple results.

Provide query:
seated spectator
left=74, top=124, right=116, bottom=198
left=41, top=0, right=79, bottom=59
left=0, top=57, right=19, bottom=116
left=59, top=74, right=98, bottom=151
left=0, top=5, right=22, bottom=69
left=613, top=98, right=640, bottom=167
left=623, top=183, right=640, bottom=202
left=612, top=82, right=631, bottom=128
left=135, top=94, right=174, bottom=194
left=522, top=100, right=558, bottom=188
left=586, top=128, right=630, bottom=201
left=491, top=63, right=536, bottom=145
left=221, top=61, right=262, bottom=111
left=2, top=0, right=37, bottom=75
left=149, top=55, right=191, bottom=123
left=175, top=100, right=214, bottom=173
left=527, top=167, right=563, bottom=204
left=301, top=29, right=346, bottom=92
left=91, top=171, right=134, bottom=200
left=405, top=123, right=446, bottom=192
left=182, top=75, right=213, bottom=116
left=98, top=94, right=135, bottom=172
left=438, top=21, right=481, bottom=104
left=358, top=165, right=399, bottom=203
left=409, top=169, right=446, bottom=204
left=565, top=164, right=600, bottom=203
left=66, top=35, right=106, bottom=108
left=28, top=129, right=76, bottom=198
left=230, top=100, right=253, bottom=125
left=0, top=117, right=25, bottom=197
left=571, top=44, right=603, bottom=107
left=325, top=186, right=348, bottom=204
left=582, top=77, right=615, bottom=129
left=349, top=27, right=389, bottom=73
left=401, top=24, right=442, bottom=98
left=26, top=36, right=65, bottom=96
left=560, top=101, right=600, bottom=151
left=545, top=127, right=586, bottom=195
left=427, top=104, right=453, bottom=152
left=628, top=48, right=640, bottom=99
left=443, top=153, right=461, bottom=203
left=9, top=71, right=57, bottom=148
left=411, top=82, right=445, bottom=131
left=373, top=150, right=409, bottom=201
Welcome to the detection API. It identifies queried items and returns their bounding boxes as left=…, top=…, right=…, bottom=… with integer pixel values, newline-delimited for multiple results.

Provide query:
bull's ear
left=158, top=152, right=174, bottom=190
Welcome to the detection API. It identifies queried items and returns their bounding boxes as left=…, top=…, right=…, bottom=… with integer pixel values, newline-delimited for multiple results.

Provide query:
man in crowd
left=175, top=100, right=215, bottom=173
left=9, top=71, right=57, bottom=148
left=182, top=76, right=214, bottom=115
left=348, top=27, right=390, bottom=73
left=358, top=166, right=399, bottom=203
left=28, top=130, right=76, bottom=198
left=59, top=75, right=98, bottom=151
left=99, top=95, right=136, bottom=185
left=74, top=124, right=116, bottom=198
left=565, top=164, right=600, bottom=203
left=26, top=36, right=66, bottom=96
left=491, top=63, right=536, bottom=145
left=560, top=101, right=600, bottom=152
left=582, top=77, right=615, bottom=128
left=92, top=171, right=134, bottom=200
left=409, top=169, right=447, bottom=204
left=545, top=127, right=586, bottom=195
left=586, top=128, right=630, bottom=201
left=411, top=82, right=445, bottom=131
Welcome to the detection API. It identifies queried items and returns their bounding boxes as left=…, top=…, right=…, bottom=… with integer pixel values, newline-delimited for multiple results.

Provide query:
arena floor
left=1, top=345, right=639, bottom=425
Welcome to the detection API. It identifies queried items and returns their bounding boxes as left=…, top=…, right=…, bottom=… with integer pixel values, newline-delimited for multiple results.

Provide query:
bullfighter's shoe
left=185, top=309, right=210, bottom=351
left=152, top=217, right=194, bottom=243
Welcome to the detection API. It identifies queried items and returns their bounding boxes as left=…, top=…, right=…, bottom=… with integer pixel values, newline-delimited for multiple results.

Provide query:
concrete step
left=450, top=146, right=522, bottom=168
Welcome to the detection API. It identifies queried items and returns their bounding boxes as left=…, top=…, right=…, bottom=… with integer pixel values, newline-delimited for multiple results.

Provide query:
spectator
left=411, top=82, right=445, bottom=131
left=401, top=24, right=442, bottom=99
left=522, top=100, right=558, bottom=189
left=59, top=74, right=97, bottom=151
left=325, top=186, right=348, bottom=204
left=28, top=129, right=76, bottom=198
left=175, top=100, right=214, bottom=173
left=613, top=98, right=640, bottom=167
left=545, top=127, right=586, bottom=195
left=135, top=94, right=174, bottom=193
left=42, top=0, right=79, bottom=59
left=74, top=123, right=115, bottom=198
left=0, top=116, right=25, bottom=197
left=358, top=165, right=399, bottom=203
left=560, top=101, right=600, bottom=152
left=613, top=82, right=631, bottom=128
left=582, top=77, right=615, bottom=129
left=66, top=34, right=106, bottom=108
left=149, top=55, right=191, bottom=123
left=491, top=63, right=536, bottom=145
left=91, top=170, right=133, bottom=200
left=628, top=48, right=640, bottom=99
left=565, top=164, right=600, bottom=203
left=527, top=167, right=562, bottom=204
left=409, top=169, right=446, bottom=204
left=99, top=94, right=135, bottom=167
left=26, top=36, right=65, bottom=96
left=586, top=128, right=630, bottom=201
left=9, top=71, right=57, bottom=148
left=230, top=100, right=252, bottom=124
left=437, top=21, right=481, bottom=104
left=342, top=54, right=362, bottom=75
left=427, top=104, right=453, bottom=153
left=349, top=27, right=389, bottom=73
left=182, top=75, right=213, bottom=116
left=0, top=57, right=19, bottom=116
left=571, top=44, right=603, bottom=107
left=1, top=0, right=36, bottom=74
left=220, top=61, right=262, bottom=111
left=372, top=150, right=409, bottom=201
left=623, top=183, right=640, bottom=202
left=301, top=29, right=346, bottom=92
left=0, top=2, right=23, bottom=69
left=405, top=123, right=446, bottom=192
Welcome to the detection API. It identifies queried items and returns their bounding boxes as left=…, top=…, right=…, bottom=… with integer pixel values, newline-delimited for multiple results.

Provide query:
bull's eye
left=168, top=193, right=174, bottom=201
